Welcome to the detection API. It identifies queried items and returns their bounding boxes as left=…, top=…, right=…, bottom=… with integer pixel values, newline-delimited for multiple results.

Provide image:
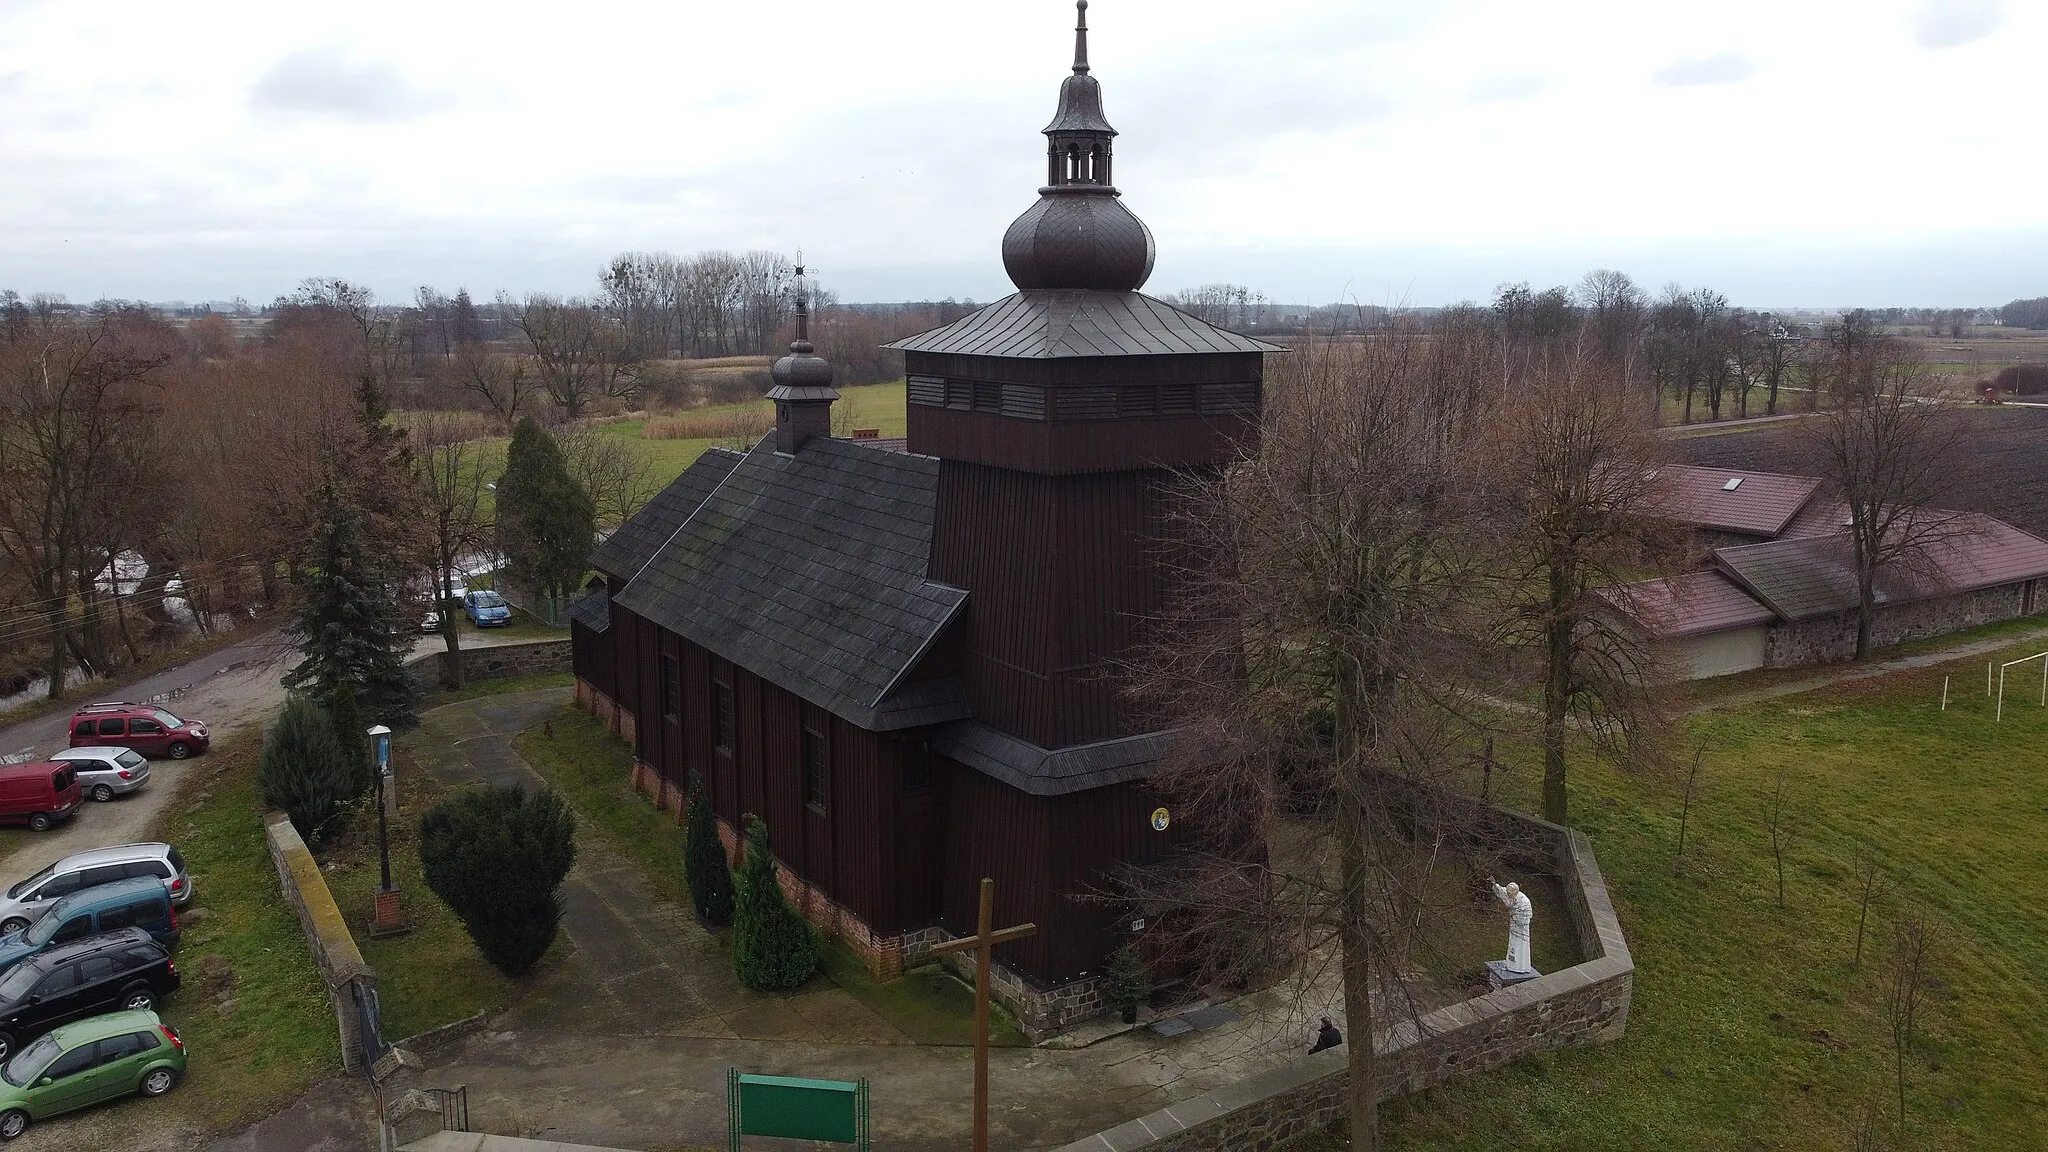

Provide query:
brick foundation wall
left=576, top=681, right=635, bottom=745
left=622, top=760, right=1102, bottom=1037
left=1053, top=821, right=1634, bottom=1152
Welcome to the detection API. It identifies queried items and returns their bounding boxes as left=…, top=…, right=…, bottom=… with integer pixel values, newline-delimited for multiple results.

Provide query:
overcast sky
left=2, top=0, right=2040, bottom=309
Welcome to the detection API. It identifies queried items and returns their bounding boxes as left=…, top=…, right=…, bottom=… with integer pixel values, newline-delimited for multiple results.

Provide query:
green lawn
left=145, top=725, right=337, bottom=1131
left=514, top=703, right=1024, bottom=1047
left=1357, top=635, right=2048, bottom=1150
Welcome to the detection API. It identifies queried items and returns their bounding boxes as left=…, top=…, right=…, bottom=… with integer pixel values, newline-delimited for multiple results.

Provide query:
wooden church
left=570, top=1, right=1278, bottom=1035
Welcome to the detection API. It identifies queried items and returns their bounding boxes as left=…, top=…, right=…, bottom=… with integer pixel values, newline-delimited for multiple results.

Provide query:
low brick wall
left=264, top=811, right=379, bottom=1073
left=412, top=639, right=572, bottom=689
left=1053, top=821, right=1633, bottom=1152
left=577, top=680, right=636, bottom=745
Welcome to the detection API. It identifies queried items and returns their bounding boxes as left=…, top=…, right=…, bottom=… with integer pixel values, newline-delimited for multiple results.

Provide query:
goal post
left=1994, top=651, right=2048, bottom=722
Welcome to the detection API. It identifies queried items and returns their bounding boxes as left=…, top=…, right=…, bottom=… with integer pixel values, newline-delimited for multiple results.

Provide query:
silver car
left=0, top=843, right=192, bottom=934
left=47, top=747, right=151, bottom=802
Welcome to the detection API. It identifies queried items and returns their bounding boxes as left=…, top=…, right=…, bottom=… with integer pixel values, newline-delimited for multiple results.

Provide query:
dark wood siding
left=931, top=461, right=1175, bottom=747
left=908, top=405, right=1252, bottom=475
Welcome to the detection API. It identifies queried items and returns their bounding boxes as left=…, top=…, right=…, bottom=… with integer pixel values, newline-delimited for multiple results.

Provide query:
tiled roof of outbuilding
left=567, top=584, right=610, bottom=633
left=1642, top=464, right=1821, bottom=538
left=1713, top=513, right=2048, bottom=621
left=588, top=448, right=743, bottom=581
left=1604, top=571, right=1775, bottom=639
left=885, top=290, right=1283, bottom=359
left=610, top=436, right=969, bottom=731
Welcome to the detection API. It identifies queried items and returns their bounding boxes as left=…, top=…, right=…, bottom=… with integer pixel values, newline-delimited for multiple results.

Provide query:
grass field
left=1334, top=634, right=2048, bottom=1151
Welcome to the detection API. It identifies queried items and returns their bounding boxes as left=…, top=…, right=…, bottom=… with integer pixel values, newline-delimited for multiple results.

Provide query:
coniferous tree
left=418, top=785, right=577, bottom=977
left=495, top=418, right=595, bottom=613
left=260, top=696, right=357, bottom=844
left=731, top=815, right=818, bottom=991
left=284, top=481, right=420, bottom=734
left=326, top=680, right=372, bottom=796
left=683, top=772, right=734, bottom=926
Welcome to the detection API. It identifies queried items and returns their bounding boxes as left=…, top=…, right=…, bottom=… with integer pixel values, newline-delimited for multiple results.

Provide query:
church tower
left=890, top=1, right=1279, bottom=753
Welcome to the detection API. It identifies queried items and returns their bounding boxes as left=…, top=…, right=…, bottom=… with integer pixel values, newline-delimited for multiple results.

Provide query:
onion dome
left=768, top=264, right=837, bottom=398
left=1000, top=0, right=1156, bottom=292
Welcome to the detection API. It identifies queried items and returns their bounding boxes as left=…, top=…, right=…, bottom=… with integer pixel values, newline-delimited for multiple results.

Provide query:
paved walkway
left=372, top=690, right=1340, bottom=1152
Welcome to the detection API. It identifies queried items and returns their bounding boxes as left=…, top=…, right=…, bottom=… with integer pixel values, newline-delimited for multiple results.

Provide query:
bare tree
left=1124, top=330, right=1509, bottom=1151
left=505, top=294, right=640, bottom=420
left=1487, top=333, right=1683, bottom=825
left=1674, top=739, right=1707, bottom=867
left=1756, top=317, right=1796, bottom=415
left=451, top=342, right=538, bottom=431
left=1763, top=771, right=1798, bottom=908
left=1851, top=846, right=1888, bottom=968
left=555, top=424, right=656, bottom=528
left=408, top=411, right=493, bottom=687
left=1883, top=908, right=1935, bottom=1140
left=1805, top=338, right=1967, bottom=659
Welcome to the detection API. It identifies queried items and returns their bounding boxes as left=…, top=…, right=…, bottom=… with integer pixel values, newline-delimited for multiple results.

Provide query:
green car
left=0, top=1009, right=184, bottom=1140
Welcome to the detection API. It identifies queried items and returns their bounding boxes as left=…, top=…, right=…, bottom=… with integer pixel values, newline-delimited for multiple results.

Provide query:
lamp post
left=366, top=724, right=408, bottom=936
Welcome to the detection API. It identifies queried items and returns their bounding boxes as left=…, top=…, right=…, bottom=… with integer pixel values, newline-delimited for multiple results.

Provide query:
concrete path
left=371, top=690, right=1340, bottom=1152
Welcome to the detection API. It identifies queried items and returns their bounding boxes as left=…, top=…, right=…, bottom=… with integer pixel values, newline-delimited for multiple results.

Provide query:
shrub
left=259, top=696, right=357, bottom=845
left=1104, top=944, right=1150, bottom=1019
left=419, top=785, right=577, bottom=977
left=683, top=772, right=734, bottom=926
left=731, top=816, right=818, bottom=991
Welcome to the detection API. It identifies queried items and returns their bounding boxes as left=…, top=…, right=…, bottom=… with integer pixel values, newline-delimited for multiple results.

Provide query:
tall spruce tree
left=730, top=816, right=817, bottom=991
left=284, top=481, right=420, bottom=734
left=683, top=772, right=734, bottom=925
left=495, top=418, right=595, bottom=612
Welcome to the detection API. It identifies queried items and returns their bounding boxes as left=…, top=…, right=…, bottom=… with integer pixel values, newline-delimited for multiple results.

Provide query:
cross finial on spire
left=791, top=254, right=811, bottom=348
left=1073, top=0, right=1090, bottom=74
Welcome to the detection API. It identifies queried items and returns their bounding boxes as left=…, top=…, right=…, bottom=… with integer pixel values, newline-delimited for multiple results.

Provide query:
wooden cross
left=926, top=877, right=1036, bottom=1152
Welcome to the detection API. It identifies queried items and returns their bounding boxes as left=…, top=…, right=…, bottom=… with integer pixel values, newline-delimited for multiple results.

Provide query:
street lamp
left=366, top=724, right=408, bottom=936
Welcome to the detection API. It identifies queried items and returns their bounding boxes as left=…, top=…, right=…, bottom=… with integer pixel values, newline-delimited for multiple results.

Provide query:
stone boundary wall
left=623, top=759, right=1093, bottom=1039
left=1765, top=582, right=2038, bottom=669
left=264, top=811, right=378, bottom=1073
left=409, top=639, right=571, bottom=689
left=1053, top=820, right=1633, bottom=1152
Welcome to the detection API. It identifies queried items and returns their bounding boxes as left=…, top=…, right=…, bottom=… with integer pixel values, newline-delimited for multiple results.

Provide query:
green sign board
left=728, top=1068, right=870, bottom=1150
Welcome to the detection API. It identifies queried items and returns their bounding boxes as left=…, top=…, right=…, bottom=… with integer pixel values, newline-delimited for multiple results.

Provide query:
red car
left=66, top=704, right=210, bottom=760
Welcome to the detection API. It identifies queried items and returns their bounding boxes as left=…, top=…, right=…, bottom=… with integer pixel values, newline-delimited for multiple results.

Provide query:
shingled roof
left=1604, top=571, right=1775, bottom=639
left=588, top=448, right=743, bottom=581
left=611, top=436, right=969, bottom=731
left=1642, top=464, right=1821, bottom=538
left=885, top=290, right=1283, bottom=359
left=1713, top=513, right=2048, bottom=621
left=567, top=583, right=610, bottom=633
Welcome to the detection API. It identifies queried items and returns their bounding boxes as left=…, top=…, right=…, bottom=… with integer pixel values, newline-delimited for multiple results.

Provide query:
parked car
left=0, top=764, right=79, bottom=834
left=65, top=704, right=209, bottom=760
left=0, top=1008, right=184, bottom=1141
left=419, top=608, right=443, bottom=633
left=0, top=884, right=179, bottom=974
left=0, top=932, right=180, bottom=1062
left=462, top=589, right=512, bottom=627
left=46, top=749, right=149, bottom=803
left=0, top=845, right=192, bottom=935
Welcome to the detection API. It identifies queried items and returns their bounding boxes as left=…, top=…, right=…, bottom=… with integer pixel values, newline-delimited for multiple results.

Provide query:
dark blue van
left=0, top=879, right=177, bottom=974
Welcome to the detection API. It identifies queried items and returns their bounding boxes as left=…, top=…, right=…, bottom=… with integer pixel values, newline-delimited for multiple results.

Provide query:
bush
left=419, top=785, right=577, bottom=977
left=259, top=696, right=357, bottom=845
left=1104, top=944, right=1151, bottom=1019
left=683, top=772, right=734, bottom=926
left=731, top=815, right=817, bottom=991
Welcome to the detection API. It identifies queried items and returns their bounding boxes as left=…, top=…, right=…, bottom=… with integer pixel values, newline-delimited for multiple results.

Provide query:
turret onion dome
left=1000, top=0, right=1156, bottom=292
left=767, top=263, right=837, bottom=399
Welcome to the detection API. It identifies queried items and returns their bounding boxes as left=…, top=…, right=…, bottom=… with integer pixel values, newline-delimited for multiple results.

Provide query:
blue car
left=462, top=590, right=512, bottom=627
left=0, top=879, right=179, bottom=976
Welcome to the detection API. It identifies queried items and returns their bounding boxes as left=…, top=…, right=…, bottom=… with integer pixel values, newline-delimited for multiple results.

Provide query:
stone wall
left=413, top=639, right=572, bottom=689
left=264, top=811, right=379, bottom=1073
left=1765, top=582, right=2036, bottom=668
left=1052, top=820, right=1633, bottom=1152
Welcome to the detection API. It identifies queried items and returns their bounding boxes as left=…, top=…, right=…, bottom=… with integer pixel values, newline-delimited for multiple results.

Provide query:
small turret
left=766, top=262, right=838, bottom=454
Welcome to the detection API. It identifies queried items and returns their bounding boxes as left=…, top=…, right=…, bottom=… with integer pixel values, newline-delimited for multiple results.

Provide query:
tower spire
left=1073, top=0, right=1090, bottom=74
left=791, top=255, right=811, bottom=351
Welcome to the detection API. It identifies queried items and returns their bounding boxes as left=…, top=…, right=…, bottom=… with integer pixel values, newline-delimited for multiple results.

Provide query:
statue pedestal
left=1485, top=960, right=1541, bottom=990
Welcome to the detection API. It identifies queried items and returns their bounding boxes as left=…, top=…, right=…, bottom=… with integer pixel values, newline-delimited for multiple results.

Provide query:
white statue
left=1489, top=876, right=1533, bottom=974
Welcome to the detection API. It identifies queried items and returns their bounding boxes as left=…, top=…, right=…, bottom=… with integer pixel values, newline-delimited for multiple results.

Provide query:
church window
left=713, top=682, right=735, bottom=754
left=803, top=730, right=829, bottom=811
left=660, top=654, right=680, bottom=723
